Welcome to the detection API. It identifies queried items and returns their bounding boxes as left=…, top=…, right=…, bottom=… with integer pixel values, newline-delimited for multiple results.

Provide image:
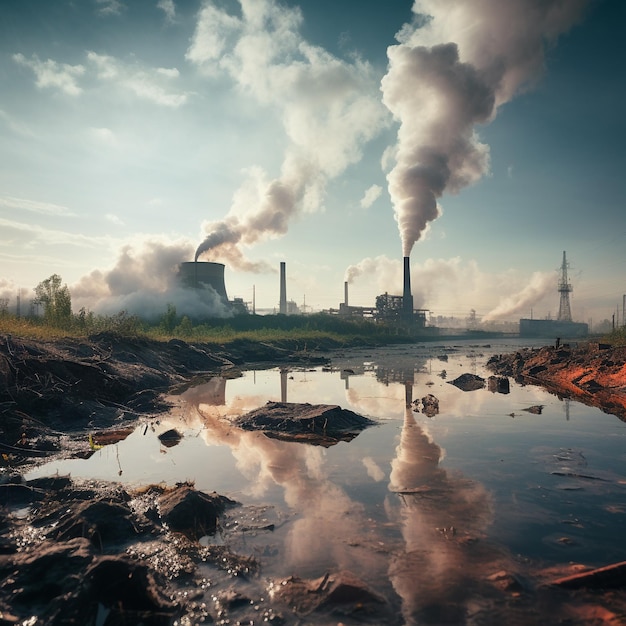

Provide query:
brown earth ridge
left=487, top=342, right=626, bottom=421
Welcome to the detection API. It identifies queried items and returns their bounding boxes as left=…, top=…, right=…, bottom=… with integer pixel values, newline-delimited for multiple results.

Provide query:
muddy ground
left=487, top=342, right=626, bottom=421
left=2, top=333, right=626, bottom=624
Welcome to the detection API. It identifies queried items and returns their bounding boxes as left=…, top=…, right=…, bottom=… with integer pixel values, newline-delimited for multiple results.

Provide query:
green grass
left=0, top=310, right=407, bottom=347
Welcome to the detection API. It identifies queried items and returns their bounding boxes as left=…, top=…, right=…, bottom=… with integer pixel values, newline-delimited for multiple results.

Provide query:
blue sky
left=0, top=0, right=624, bottom=326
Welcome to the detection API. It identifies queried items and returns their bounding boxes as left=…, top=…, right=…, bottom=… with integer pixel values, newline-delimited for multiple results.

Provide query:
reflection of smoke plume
left=381, top=0, right=589, bottom=257
left=72, top=237, right=232, bottom=320
left=187, top=0, right=385, bottom=267
left=483, top=271, right=553, bottom=321
left=388, top=408, right=494, bottom=623
left=183, top=382, right=386, bottom=578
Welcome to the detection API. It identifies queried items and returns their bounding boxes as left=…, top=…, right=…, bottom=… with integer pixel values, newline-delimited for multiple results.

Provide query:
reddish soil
left=487, top=342, right=626, bottom=421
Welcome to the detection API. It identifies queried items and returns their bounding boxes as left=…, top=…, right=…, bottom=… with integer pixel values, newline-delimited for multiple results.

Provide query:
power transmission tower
left=557, top=251, right=573, bottom=322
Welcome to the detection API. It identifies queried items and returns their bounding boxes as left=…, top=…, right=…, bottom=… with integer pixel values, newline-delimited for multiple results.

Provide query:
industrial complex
left=179, top=250, right=589, bottom=339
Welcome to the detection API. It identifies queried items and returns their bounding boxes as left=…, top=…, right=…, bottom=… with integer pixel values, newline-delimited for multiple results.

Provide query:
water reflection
left=23, top=339, right=626, bottom=623
left=182, top=386, right=391, bottom=585
left=387, top=387, right=495, bottom=623
left=179, top=374, right=513, bottom=623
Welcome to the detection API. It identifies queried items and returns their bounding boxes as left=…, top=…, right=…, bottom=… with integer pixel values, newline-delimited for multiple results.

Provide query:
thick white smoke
left=186, top=0, right=386, bottom=267
left=382, top=0, right=589, bottom=257
left=72, top=237, right=233, bottom=320
left=345, top=254, right=557, bottom=320
left=482, top=271, right=554, bottom=321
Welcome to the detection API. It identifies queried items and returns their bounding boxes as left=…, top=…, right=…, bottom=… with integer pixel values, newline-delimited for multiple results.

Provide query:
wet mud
left=2, top=334, right=626, bottom=624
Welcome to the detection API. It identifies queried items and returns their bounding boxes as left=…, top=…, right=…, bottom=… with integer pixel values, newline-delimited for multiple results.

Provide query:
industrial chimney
left=279, top=261, right=287, bottom=315
left=344, top=281, right=349, bottom=307
left=403, top=256, right=413, bottom=318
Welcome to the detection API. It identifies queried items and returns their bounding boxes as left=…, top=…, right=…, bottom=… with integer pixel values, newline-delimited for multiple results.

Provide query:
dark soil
left=0, top=332, right=333, bottom=467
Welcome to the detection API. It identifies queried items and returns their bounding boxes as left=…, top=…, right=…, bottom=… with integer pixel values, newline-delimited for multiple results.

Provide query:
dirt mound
left=233, top=401, right=377, bottom=446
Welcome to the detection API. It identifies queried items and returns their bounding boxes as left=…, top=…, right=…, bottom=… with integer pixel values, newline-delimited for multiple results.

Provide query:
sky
left=0, top=0, right=624, bottom=327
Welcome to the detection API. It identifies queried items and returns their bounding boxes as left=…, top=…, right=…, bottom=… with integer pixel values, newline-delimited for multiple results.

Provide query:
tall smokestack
left=403, top=256, right=413, bottom=317
left=279, top=261, right=287, bottom=314
left=344, top=281, right=349, bottom=307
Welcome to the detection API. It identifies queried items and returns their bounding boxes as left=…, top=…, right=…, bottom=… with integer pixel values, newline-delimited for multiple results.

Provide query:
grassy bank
left=0, top=310, right=415, bottom=347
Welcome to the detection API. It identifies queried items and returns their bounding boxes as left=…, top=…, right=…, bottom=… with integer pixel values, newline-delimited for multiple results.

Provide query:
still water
left=27, top=338, right=626, bottom=621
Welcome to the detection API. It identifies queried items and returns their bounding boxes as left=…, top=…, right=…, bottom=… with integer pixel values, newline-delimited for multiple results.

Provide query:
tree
left=34, top=274, right=72, bottom=327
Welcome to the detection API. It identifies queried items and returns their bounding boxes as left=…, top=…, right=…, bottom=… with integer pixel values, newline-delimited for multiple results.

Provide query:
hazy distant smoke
left=382, top=0, right=589, bottom=257
left=482, top=271, right=553, bottom=321
left=187, top=0, right=386, bottom=267
left=72, top=237, right=233, bottom=320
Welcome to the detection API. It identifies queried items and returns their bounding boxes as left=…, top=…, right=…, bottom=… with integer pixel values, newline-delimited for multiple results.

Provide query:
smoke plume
left=72, top=237, right=233, bottom=320
left=187, top=0, right=386, bottom=266
left=482, top=271, right=553, bottom=321
left=381, top=0, right=589, bottom=257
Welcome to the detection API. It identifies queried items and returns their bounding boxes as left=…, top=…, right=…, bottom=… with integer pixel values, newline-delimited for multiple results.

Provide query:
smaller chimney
left=279, top=262, right=287, bottom=314
left=344, top=281, right=349, bottom=307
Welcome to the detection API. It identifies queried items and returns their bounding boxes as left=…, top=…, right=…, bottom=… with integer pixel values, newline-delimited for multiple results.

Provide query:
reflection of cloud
left=363, top=457, right=386, bottom=482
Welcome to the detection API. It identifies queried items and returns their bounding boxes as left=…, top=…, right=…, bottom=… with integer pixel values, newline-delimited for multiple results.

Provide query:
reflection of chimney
left=403, top=256, right=413, bottom=317
left=279, top=261, right=287, bottom=314
left=405, top=381, right=413, bottom=408
left=280, top=369, right=287, bottom=403
left=344, top=281, right=349, bottom=307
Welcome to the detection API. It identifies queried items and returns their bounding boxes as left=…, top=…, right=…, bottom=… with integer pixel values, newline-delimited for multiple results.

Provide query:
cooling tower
left=178, top=261, right=229, bottom=302
left=403, top=256, right=413, bottom=316
left=279, top=261, right=287, bottom=314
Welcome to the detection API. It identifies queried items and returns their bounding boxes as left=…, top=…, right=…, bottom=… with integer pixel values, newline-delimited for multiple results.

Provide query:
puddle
left=25, top=338, right=626, bottom=622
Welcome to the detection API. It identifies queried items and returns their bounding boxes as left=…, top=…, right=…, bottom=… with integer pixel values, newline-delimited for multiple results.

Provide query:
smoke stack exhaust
left=344, top=281, right=349, bottom=307
left=403, top=256, right=413, bottom=317
left=279, top=261, right=287, bottom=314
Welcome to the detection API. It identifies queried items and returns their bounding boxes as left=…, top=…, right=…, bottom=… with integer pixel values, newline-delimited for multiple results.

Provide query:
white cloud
left=0, top=196, right=75, bottom=216
left=89, top=127, right=118, bottom=146
left=95, top=0, right=125, bottom=16
left=359, top=184, right=382, bottom=209
left=0, top=217, right=112, bottom=250
left=105, top=213, right=124, bottom=225
left=0, top=109, right=34, bottom=136
left=87, top=51, right=189, bottom=107
left=13, top=53, right=85, bottom=96
left=157, top=0, right=176, bottom=23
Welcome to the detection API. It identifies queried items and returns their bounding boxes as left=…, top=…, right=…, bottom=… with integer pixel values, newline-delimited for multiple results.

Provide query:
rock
left=232, top=401, right=376, bottom=446
left=158, top=428, right=182, bottom=447
left=449, top=373, right=485, bottom=391
left=85, top=556, right=178, bottom=616
left=50, top=499, right=142, bottom=547
left=159, top=484, right=237, bottom=539
left=421, top=394, right=439, bottom=417
left=522, top=405, right=544, bottom=415
left=488, top=376, right=510, bottom=394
